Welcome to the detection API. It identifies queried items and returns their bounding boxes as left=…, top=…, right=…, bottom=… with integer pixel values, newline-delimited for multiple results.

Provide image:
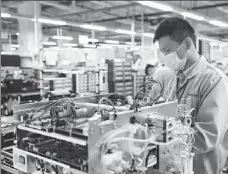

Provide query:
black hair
left=145, top=64, right=156, bottom=76
left=153, top=17, right=196, bottom=47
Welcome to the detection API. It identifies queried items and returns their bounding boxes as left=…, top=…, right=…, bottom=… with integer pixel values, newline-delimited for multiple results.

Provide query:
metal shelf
left=18, top=124, right=87, bottom=146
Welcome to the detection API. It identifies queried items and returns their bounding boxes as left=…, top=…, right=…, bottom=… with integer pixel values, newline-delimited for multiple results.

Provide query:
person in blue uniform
left=153, top=17, right=228, bottom=174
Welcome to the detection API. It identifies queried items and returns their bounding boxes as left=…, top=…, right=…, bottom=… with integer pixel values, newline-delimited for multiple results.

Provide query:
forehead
left=158, top=36, right=179, bottom=51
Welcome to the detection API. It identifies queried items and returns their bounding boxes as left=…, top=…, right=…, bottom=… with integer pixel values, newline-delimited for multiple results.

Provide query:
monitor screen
left=1, top=54, right=21, bottom=67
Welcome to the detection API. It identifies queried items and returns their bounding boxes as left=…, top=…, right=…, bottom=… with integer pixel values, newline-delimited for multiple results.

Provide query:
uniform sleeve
left=192, top=77, right=228, bottom=154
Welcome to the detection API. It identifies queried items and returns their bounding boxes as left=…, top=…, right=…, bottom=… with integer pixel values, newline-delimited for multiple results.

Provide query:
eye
left=165, top=49, right=171, bottom=53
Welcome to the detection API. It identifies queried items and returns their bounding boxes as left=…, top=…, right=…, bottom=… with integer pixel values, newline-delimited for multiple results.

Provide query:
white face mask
left=162, top=43, right=188, bottom=71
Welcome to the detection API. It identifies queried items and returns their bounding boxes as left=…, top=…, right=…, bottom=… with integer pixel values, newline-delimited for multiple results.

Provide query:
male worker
left=145, top=63, right=174, bottom=99
left=153, top=17, right=228, bottom=174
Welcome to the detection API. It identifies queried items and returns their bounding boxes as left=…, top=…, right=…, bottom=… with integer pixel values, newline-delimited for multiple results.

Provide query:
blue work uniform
left=166, top=56, right=228, bottom=174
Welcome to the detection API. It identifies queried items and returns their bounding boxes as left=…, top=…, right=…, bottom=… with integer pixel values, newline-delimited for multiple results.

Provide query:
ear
left=185, top=37, right=192, bottom=50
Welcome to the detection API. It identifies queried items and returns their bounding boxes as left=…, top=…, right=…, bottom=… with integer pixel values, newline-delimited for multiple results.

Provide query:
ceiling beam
left=39, top=1, right=84, bottom=14
left=88, top=3, right=228, bottom=23
left=88, top=12, right=170, bottom=23
left=189, top=2, right=228, bottom=10
left=207, top=33, right=228, bottom=38
left=56, top=3, right=138, bottom=18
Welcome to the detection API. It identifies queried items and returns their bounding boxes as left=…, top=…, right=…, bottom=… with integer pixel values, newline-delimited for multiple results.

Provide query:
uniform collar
left=176, top=56, right=205, bottom=81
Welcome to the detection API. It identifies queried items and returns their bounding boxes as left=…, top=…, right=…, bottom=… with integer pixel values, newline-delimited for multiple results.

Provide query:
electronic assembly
left=11, top=92, right=196, bottom=174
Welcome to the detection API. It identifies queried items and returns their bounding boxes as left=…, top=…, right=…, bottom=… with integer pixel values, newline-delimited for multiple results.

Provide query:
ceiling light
left=136, top=1, right=173, bottom=12
left=80, top=24, right=106, bottom=31
left=63, top=43, right=78, bottom=47
left=15, top=33, right=20, bottom=36
left=143, top=33, right=154, bottom=37
left=181, top=12, right=204, bottom=21
left=37, top=18, right=66, bottom=25
left=99, top=45, right=113, bottom=49
left=43, top=42, right=56, bottom=46
left=99, top=43, right=126, bottom=48
left=32, top=18, right=66, bottom=25
left=209, top=42, right=219, bottom=46
left=11, top=44, right=19, bottom=48
left=115, top=29, right=136, bottom=35
left=83, top=44, right=96, bottom=48
left=126, top=42, right=137, bottom=45
left=52, top=35, right=73, bottom=40
left=104, top=40, right=119, bottom=44
left=208, top=20, right=228, bottom=27
left=1, top=13, right=11, bottom=18
left=88, top=38, right=98, bottom=42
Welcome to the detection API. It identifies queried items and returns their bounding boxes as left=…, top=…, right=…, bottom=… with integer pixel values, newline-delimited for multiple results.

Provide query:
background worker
left=153, top=17, right=228, bottom=174
left=145, top=63, right=174, bottom=99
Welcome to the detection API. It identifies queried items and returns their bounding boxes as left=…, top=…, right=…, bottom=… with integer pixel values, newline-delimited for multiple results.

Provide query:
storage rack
left=106, top=59, right=133, bottom=96
left=72, top=71, right=98, bottom=94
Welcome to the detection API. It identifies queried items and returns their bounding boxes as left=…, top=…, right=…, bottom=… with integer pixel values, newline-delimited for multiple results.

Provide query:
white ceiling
left=1, top=0, right=228, bottom=44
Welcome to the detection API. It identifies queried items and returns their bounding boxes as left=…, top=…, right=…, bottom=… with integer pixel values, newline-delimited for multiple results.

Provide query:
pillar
left=18, top=1, right=42, bottom=56
left=131, top=16, right=135, bottom=45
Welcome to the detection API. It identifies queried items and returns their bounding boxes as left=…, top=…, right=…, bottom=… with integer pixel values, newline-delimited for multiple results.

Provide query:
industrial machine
left=13, top=93, right=195, bottom=174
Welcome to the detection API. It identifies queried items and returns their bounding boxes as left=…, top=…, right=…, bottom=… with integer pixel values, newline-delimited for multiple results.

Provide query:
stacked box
left=73, top=72, right=98, bottom=94
left=78, top=74, right=88, bottom=93
left=106, top=60, right=133, bottom=96
left=88, top=73, right=97, bottom=93
left=50, top=78, right=72, bottom=92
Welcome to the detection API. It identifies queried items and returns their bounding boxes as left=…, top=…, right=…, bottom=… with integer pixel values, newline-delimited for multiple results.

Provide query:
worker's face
left=158, top=36, right=188, bottom=58
left=158, top=36, right=190, bottom=71
left=147, top=67, right=155, bottom=76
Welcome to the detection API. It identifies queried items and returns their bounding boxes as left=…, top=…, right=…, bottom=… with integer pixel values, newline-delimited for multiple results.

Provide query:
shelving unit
left=106, top=59, right=133, bottom=96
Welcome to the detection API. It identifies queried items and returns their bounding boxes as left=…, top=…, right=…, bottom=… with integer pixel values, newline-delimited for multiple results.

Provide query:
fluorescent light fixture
left=99, top=43, right=126, bottom=48
left=136, top=1, right=173, bottom=12
left=104, top=40, right=119, bottom=44
left=143, top=33, right=154, bottom=37
left=11, top=44, right=19, bottom=48
left=52, top=35, right=73, bottom=40
left=208, top=20, right=228, bottom=27
left=37, top=18, right=66, bottom=25
left=43, top=42, right=56, bottom=46
left=126, top=42, right=137, bottom=45
left=1, top=13, right=11, bottom=18
left=11, top=47, right=16, bottom=51
left=80, top=24, right=106, bottom=31
left=181, top=12, right=204, bottom=21
left=99, top=44, right=113, bottom=48
left=88, top=38, right=98, bottom=42
left=209, top=42, right=219, bottom=46
left=115, top=29, right=136, bottom=35
left=63, top=43, right=78, bottom=47
left=83, top=44, right=96, bottom=48
left=15, top=33, right=20, bottom=36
